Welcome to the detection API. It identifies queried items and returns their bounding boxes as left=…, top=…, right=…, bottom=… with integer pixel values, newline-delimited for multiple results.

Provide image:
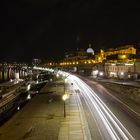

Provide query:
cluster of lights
left=46, top=46, right=136, bottom=68
left=92, top=70, right=104, bottom=77
left=48, top=62, right=58, bottom=66
left=59, top=61, right=79, bottom=66
left=59, top=59, right=97, bottom=66
left=33, top=67, right=54, bottom=73
left=106, top=62, right=135, bottom=78
left=107, top=62, right=134, bottom=66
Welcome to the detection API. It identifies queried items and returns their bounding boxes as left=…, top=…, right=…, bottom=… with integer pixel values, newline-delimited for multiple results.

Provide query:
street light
left=62, top=94, right=69, bottom=117
left=63, top=75, right=70, bottom=117
left=63, top=75, right=69, bottom=96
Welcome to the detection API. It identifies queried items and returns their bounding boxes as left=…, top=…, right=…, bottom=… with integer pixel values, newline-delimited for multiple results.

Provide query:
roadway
left=33, top=67, right=140, bottom=139
left=67, top=74, right=140, bottom=140
left=5, top=68, right=138, bottom=140
left=87, top=78, right=140, bottom=140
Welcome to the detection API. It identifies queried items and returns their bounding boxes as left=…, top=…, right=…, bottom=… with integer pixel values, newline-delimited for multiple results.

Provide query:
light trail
left=34, top=68, right=135, bottom=139
left=67, top=74, right=134, bottom=140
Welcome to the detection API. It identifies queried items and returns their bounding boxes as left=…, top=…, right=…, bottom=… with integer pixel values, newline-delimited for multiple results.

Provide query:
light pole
left=64, top=78, right=67, bottom=95
left=63, top=75, right=69, bottom=95
left=62, top=94, right=68, bottom=117
left=62, top=74, right=70, bottom=117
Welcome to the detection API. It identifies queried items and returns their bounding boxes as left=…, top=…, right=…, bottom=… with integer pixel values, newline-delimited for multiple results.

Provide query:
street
left=67, top=74, right=140, bottom=139
left=0, top=73, right=140, bottom=140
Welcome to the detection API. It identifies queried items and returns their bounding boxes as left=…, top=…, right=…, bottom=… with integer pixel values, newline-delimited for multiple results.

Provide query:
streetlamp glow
left=64, top=78, right=68, bottom=83
left=120, top=72, right=124, bottom=75
left=27, top=94, right=31, bottom=100
left=56, top=73, right=59, bottom=78
left=63, top=74, right=69, bottom=98
left=62, top=94, right=69, bottom=101
left=99, top=72, right=103, bottom=76
left=62, top=94, right=69, bottom=117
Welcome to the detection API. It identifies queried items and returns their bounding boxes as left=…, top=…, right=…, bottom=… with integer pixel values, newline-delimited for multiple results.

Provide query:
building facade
left=46, top=44, right=140, bottom=80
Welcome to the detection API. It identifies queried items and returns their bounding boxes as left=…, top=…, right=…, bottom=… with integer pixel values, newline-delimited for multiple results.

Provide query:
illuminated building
left=46, top=44, right=140, bottom=80
left=104, top=45, right=136, bottom=57
left=103, top=45, right=137, bottom=79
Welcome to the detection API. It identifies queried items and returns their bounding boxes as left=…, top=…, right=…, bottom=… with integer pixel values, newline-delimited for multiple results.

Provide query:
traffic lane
left=85, top=79, right=140, bottom=140
left=0, top=91, right=63, bottom=140
left=106, top=101, right=140, bottom=140
left=78, top=91, right=104, bottom=139
left=69, top=80, right=102, bottom=139
left=70, top=75, right=134, bottom=140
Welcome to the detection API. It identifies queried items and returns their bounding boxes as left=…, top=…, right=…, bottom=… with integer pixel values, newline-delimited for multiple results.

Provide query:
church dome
left=86, top=44, right=94, bottom=55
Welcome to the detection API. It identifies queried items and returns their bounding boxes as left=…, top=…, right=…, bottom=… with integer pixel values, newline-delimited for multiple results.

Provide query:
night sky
left=1, top=0, right=140, bottom=62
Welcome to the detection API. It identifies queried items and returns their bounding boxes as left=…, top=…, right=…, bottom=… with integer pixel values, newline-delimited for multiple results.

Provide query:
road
left=67, top=74, right=140, bottom=140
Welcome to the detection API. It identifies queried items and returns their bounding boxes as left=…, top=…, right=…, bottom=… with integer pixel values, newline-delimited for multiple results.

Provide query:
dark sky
left=1, top=0, right=140, bottom=62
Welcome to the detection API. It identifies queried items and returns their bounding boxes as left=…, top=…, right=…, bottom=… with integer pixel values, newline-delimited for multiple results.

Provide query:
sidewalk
left=58, top=84, right=91, bottom=140
left=0, top=80, right=91, bottom=140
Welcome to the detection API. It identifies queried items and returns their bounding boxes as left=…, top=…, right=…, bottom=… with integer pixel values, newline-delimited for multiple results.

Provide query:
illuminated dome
left=86, top=44, right=94, bottom=55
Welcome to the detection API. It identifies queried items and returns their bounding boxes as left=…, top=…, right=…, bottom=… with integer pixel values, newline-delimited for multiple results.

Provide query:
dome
left=86, top=44, right=94, bottom=54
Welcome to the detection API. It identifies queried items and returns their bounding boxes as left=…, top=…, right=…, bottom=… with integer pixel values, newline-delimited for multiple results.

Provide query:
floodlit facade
left=46, top=44, right=140, bottom=80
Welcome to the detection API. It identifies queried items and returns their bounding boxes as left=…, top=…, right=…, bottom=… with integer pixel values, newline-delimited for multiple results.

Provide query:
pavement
left=0, top=80, right=90, bottom=140
left=58, top=82, right=91, bottom=140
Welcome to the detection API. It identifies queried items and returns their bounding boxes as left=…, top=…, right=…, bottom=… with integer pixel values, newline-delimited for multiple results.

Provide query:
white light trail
left=35, top=68, right=135, bottom=140
left=68, top=74, right=134, bottom=140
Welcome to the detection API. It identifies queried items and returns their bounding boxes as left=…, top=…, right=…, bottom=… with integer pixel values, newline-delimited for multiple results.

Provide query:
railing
left=0, top=81, right=26, bottom=109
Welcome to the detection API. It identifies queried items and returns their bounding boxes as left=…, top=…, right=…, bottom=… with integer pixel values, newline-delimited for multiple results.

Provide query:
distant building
left=101, top=45, right=135, bottom=79
left=32, top=59, right=41, bottom=67
left=47, top=44, right=140, bottom=80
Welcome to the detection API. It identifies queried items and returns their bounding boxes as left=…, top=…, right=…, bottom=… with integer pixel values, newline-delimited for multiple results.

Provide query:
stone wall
left=102, top=82, right=140, bottom=104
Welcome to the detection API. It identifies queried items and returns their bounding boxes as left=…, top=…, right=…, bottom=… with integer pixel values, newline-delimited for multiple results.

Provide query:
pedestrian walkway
left=58, top=85, right=91, bottom=140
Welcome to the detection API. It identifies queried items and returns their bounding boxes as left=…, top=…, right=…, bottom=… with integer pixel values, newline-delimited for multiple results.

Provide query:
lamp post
left=64, top=78, right=67, bottom=95
left=62, top=74, right=70, bottom=117
left=62, top=94, right=68, bottom=117
left=63, top=75, right=69, bottom=95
